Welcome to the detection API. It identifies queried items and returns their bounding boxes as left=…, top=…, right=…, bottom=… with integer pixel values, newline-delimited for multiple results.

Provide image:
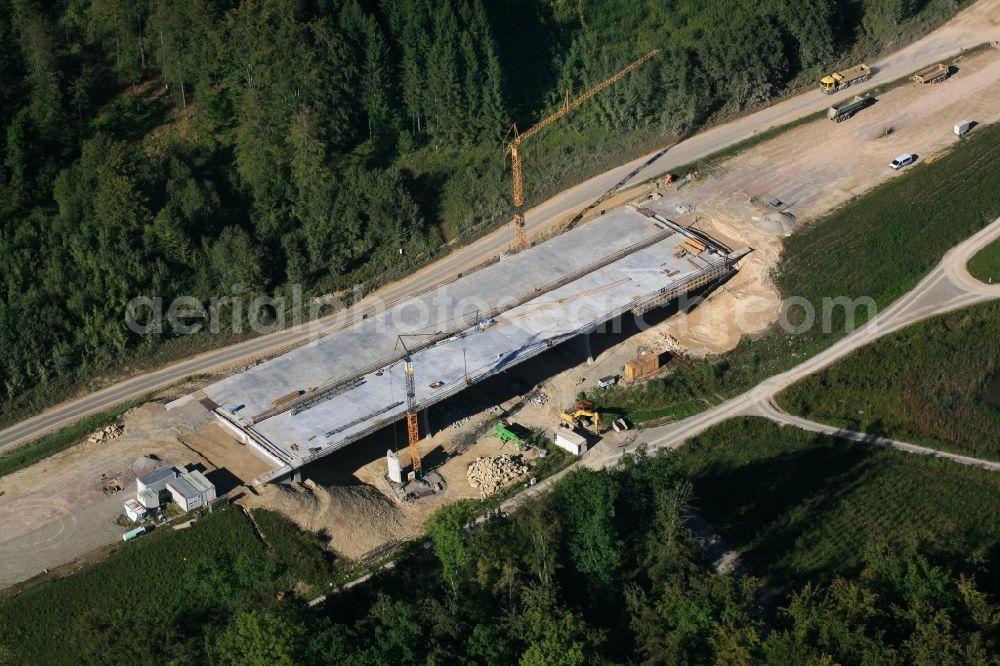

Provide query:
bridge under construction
left=190, top=203, right=745, bottom=484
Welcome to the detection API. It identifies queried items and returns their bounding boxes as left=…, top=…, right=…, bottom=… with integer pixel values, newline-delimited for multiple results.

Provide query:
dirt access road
left=615, top=217, right=1000, bottom=462
left=2, top=1, right=998, bottom=453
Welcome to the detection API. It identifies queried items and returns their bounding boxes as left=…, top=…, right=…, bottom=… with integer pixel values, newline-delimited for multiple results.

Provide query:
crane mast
left=404, top=358, right=421, bottom=478
left=505, top=49, right=660, bottom=251
left=396, top=334, right=432, bottom=479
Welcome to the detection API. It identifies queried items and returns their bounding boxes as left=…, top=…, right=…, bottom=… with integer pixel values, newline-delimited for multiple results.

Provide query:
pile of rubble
left=467, top=454, right=530, bottom=498
left=87, top=423, right=124, bottom=444
left=525, top=391, right=549, bottom=407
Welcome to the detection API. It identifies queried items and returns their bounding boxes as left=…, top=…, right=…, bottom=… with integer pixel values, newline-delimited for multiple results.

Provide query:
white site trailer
left=554, top=430, right=588, bottom=455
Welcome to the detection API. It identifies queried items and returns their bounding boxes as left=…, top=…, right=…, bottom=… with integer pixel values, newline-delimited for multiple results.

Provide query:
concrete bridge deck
left=195, top=206, right=740, bottom=483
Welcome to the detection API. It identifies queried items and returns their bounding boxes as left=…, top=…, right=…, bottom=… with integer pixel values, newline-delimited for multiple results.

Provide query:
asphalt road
left=3, top=5, right=999, bottom=453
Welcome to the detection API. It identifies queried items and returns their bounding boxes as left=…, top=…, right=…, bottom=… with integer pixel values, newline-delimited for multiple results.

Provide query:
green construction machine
left=494, top=422, right=521, bottom=444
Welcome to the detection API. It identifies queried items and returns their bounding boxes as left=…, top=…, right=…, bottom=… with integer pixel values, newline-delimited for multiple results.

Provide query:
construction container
left=554, top=430, right=587, bottom=455
left=136, top=467, right=177, bottom=508
left=122, top=526, right=147, bottom=542
left=136, top=467, right=177, bottom=494
left=183, top=470, right=217, bottom=503
left=955, top=120, right=972, bottom=136
left=597, top=375, right=617, bottom=388
left=123, top=498, right=147, bottom=522
left=624, top=352, right=661, bottom=381
left=167, top=476, right=204, bottom=512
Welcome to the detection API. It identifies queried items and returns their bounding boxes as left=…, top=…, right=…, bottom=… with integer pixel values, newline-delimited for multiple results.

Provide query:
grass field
left=776, top=301, right=1000, bottom=460
left=593, top=120, right=1000, bottom=424
left=0, top=507, right=331, bottom=665
left=0, top=397, right=148, bottom=479
left=675, top=418, right=1000, bottom=590
left=967, top=237, right=1000, bottom=284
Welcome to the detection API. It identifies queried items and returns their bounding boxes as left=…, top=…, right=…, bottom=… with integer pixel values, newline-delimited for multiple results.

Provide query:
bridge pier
left=581, top=332, right=594, bottom=365
left=421, top=409, right=431, bottom=439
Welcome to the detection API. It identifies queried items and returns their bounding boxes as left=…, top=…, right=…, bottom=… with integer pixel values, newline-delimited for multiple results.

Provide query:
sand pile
left=752, top=212, right=796, bottom=235
left=467, top=454, right=529, bottom=497
left=242, top=479, right=414, bottom=560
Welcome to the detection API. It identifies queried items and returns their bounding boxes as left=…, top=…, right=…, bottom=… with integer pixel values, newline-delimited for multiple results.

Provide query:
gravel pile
left=467, top=454, right=529, bottom=498
left=87, top=423, right=124, bottom=444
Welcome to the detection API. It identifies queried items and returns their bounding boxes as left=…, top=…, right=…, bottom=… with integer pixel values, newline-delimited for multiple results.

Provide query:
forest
left=0, top=0, right=969, bottom=419
left=2, top=442, right=999, bottom=664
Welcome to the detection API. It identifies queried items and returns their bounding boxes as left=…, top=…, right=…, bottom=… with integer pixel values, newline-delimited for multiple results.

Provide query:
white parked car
left=889, top=153, right=915, bottom=170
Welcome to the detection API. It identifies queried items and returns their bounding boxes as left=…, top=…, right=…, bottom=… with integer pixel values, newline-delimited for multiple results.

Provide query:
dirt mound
left=752, top=212, right=796, bottom=235
left=242, top=479, right=414, bottom=560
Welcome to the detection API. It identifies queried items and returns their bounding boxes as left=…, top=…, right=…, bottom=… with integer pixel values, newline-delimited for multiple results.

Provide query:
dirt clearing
left=0, top=400, right=222, bottom=589
left=630, top=46, right=1000, bottom=355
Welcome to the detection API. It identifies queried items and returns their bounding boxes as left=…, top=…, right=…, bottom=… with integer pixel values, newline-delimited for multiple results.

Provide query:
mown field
left=674, top=418, right=1000, bottom=590
left=968, top=237, right=1000, bottom=284
left=0, top=507, right=330, bottom=665
left=776, top=301, right=1000, bottom=460
left=593, top=120, right=1000, bottom=424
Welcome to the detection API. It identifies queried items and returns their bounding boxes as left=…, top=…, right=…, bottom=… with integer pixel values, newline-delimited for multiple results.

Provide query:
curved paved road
left=3, top=2, right=999, bottom=452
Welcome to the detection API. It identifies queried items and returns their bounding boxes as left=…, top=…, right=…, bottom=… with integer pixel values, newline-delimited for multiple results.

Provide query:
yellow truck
left=820, top=64, right=872, bottom=94
left=912, top=63, right=949, bottom=84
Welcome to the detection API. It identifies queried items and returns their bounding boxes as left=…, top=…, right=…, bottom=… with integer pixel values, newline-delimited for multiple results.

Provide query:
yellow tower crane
left=396, top=334, right=435, bottom=479
left=504, top=49, right=660, bottom=251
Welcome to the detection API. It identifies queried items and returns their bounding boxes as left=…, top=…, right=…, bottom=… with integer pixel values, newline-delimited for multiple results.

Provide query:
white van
left=889, top=154, right=915, bottom=170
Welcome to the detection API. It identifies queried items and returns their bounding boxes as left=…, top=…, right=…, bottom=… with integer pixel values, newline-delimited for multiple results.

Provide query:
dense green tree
left=425, top=3, right=462, bottom=144
left=552, top=469, right=622, bottom=598
left=10, top=0, right=61, bottom=130
left=86, top=0, right=147, bottom=85
left=517, top=583, right=592, bottom=665
left=361, top=16, right=392, bottom=142
left=216, top=610, right=306, bottom=666
left=148, top=0, right=215, bottom=117
left=426, top=499, right=478, bottom=595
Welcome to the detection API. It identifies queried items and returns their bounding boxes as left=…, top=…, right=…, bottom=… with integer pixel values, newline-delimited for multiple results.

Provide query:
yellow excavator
left=559, top=400, right=601, bottom=433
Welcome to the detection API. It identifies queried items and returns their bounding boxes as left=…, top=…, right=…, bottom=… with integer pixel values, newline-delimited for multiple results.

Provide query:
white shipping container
left=554, top=430, right=588, bottom=455
left=123, top=498, right=147, bottom=522
left=955, top=121, right=972, bottom=136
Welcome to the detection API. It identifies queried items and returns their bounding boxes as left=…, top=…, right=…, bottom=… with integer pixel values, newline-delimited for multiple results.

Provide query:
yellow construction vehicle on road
left=819, top=63, right=871, bottom=94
